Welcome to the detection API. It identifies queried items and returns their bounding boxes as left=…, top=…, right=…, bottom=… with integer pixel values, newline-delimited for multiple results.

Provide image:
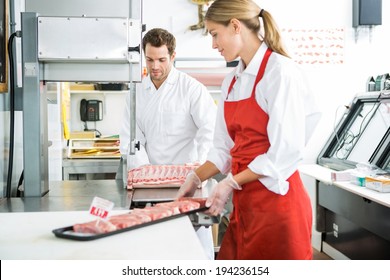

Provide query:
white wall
left=142, top=0, right=389, bottom=163
left=69, top=90, right=127, bottom=136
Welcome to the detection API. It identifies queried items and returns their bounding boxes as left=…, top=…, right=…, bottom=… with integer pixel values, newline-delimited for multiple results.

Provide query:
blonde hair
left=205, top=0, right=290, bottom=58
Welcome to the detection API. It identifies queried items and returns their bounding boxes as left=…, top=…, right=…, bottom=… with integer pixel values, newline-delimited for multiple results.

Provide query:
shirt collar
left=144, top=66, right=178, bottom=91
left=234, top=42, right=269, bottom=78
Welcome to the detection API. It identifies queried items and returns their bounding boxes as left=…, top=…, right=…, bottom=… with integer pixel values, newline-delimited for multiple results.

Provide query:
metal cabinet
left=62, top=158, right=120, bottom=180
left=318, top=182, right=390, bottom=259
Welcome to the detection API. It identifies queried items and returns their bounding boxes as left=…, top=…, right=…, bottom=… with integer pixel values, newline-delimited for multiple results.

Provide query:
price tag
left=89, top=196, right=114, bottom=219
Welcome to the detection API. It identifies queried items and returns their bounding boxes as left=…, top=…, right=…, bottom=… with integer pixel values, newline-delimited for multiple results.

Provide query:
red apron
left=218, top=48, right=313, bottom=260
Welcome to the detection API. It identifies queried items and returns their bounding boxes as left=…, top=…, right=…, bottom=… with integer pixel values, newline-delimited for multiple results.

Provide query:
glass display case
left=318, top=91, right=390, bottom=171
left=315, top=91, right=390, bottom=259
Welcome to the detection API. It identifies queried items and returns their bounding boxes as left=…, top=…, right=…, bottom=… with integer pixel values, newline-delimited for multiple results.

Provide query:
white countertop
left=299, top=164, right=390, bottom=208
left=0, top=210, right=208, bottom=260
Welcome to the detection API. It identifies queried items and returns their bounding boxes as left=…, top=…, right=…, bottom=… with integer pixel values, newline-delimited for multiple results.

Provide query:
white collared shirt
left=207, top=43, right=322, bottom=195
left=120, top=67, right=217, bottom=169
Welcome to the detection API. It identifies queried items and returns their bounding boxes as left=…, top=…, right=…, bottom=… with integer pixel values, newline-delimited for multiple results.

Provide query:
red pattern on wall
left=282, top=28, right=345, bottom=64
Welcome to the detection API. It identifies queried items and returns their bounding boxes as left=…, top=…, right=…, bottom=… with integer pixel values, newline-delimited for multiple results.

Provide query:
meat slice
left=178, top=197, right=207, bottom=208
left=157, top=200, right=198, bottom=213
left=108, top=213, right=152, bottom=229
left=153, top=203, right=181, bottom=215
left=155, top=197, right=207, bottom=213
left=132, top=206, right=174, bottom=221
left=127, top=163, right=199, bottom=189
left=73, top=219, right=116, bottom=234
left=71, top=197, right=207, bottom=236
left=176, top=199, right=202, bottom=212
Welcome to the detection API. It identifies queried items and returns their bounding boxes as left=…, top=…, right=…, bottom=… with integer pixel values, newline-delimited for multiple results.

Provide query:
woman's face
left=206, top=20, right=242, bottom=62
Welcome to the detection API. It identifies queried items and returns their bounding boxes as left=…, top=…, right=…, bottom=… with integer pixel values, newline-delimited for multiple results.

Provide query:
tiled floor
left=313, top=248, right=332, bottom=260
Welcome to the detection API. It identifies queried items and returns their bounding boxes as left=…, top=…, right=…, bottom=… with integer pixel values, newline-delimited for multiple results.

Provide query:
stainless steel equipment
left=20, top=0, right=143, bottom=196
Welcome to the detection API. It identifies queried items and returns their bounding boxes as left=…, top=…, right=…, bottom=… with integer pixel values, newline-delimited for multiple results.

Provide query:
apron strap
left=226, top=76, right=236, bottom=100
left=251, top=48, right=272, bottom=98
left=226, top=48, right=273, bottom=99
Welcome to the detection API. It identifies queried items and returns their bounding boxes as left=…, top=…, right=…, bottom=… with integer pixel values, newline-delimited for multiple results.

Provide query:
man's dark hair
left=142, top=28, right=176, bottom=56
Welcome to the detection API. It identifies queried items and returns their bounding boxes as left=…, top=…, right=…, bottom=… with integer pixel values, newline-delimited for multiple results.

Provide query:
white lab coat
left=120, top=66, right=217, bottom=259
left=207, top=43, right=322, bottom=195
left=120, top=67, right=217, bottom=169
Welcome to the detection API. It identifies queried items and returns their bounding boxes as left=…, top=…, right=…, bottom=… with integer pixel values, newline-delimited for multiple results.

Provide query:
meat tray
left=52, top=205, right=208, bottom=241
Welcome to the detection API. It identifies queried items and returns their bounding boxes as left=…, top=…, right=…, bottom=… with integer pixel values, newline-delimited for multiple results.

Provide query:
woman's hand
left=176, top=171, right=202, bottom=198
left=205, top=173, right=240, bottom=216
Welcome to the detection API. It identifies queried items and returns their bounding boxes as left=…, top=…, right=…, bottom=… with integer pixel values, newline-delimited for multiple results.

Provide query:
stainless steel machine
left=20, top=0, right=143, bottom=196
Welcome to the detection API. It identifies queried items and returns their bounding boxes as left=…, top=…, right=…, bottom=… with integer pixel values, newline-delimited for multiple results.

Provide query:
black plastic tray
left=52, top=206, right=208, bottom=241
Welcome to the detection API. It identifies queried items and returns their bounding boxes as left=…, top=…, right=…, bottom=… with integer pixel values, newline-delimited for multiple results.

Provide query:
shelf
left=68, top=138, right=120, bottom=159
left=70, top=90, right=129, bottom=94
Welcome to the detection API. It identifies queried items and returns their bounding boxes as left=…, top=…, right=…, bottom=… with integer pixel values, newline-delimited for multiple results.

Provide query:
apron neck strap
left=226, top=48, right=273, bottom=99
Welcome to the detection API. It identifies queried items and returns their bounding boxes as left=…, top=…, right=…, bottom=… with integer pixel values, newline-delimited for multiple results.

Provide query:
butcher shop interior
left=1, top=0, right=390, bottom=268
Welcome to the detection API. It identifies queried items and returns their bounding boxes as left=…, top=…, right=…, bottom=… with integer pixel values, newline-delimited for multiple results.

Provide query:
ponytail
left=205, top=0, right=290, bottom=58
left=261, top=10, right=290, bottom=58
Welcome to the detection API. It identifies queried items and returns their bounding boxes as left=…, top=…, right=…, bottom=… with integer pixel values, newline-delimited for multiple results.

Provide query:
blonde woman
left=177, top=0, right=321, bottom=260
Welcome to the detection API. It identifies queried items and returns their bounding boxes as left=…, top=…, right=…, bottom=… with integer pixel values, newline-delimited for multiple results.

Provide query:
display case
left=316, top=90, right=390, bottom=259
left=318, top=91, right=390, bottom=171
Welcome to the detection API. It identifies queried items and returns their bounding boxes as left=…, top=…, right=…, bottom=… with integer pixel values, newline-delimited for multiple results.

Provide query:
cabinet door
left=318, top=182, right=390, bottom=259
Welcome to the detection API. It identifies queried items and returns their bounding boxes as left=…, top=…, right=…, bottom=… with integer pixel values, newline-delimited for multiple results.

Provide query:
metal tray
left=52, top=205, right=208, bottom=241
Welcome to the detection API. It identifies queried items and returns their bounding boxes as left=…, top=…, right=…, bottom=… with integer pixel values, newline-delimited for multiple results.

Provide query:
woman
left=177, top=0, right=321, bottom=260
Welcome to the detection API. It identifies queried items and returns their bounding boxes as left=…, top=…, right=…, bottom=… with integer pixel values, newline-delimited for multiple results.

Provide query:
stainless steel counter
left=0, top=180, right=131, bottom=213
left=0, top=179, right=214, bottom=213
left=62, top=158, right=120, bottom=180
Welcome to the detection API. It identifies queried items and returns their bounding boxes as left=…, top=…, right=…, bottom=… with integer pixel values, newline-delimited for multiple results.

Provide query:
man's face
left=144, top=43, right=175, bottom=86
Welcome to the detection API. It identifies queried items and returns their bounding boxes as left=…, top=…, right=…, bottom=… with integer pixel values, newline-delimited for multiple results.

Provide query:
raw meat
left=127, top=163, right=199, bottom=189
left=178, top=197, right=208, bottom=208
left=157, top=198, right=203, bottom=213
left=153, top=203, right=181, bottom=215
left=73, top=219, right=116, bottom=234
left=108, top=213, right=152, bottom=229
left=72, top=198, right=207, bottom=235
left=132, top=206, right=174, bottom=220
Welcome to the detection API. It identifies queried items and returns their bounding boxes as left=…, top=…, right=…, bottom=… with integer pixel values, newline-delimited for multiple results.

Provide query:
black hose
left=6, top=32, right=19, bottom=198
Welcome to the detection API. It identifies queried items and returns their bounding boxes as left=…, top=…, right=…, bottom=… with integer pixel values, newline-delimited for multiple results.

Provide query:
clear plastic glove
left=176, top=171, right=202, bottom=198
left=206, top=173, right=241, bottom=216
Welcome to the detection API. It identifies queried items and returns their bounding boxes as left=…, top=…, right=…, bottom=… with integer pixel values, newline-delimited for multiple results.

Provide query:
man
left=120, top=28, right=216, bottom=169
left=119, top=28, right=217, bottom=259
